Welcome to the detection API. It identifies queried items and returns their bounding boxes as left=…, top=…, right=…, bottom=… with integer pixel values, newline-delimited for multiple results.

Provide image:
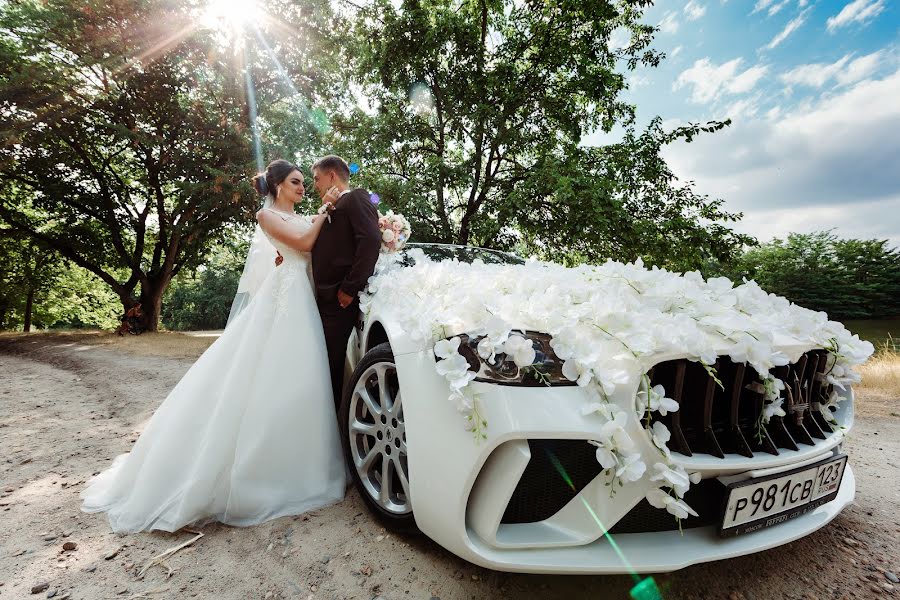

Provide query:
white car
left=338, top=243, right=856, bottom=574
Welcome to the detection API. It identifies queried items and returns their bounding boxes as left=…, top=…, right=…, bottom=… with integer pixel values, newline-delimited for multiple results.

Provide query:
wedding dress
left=81, top=209, right=346, bottom=533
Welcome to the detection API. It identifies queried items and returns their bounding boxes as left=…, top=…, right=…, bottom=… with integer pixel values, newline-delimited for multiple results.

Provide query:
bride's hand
left=323, top=186, right=341, bottom=203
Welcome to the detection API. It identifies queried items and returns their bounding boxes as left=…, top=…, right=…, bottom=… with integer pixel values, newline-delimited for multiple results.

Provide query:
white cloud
left=663, top=68, right=900, bottom=247
left=780, top=51, right=883, bottom=87
left=659, top=11, right=680, bottom=34
left=780, top=56, right=852, bottom=87
left=838, top=51, right=884, bottom=84
left=729, top=64, right=769, bottom=93
left=764, top=9, right=810, bottom=50
left=767, top=0, right=790, bottom=16
left=674, top=58, right=768, bottom=103
left=752, top=0, right=775, bottom=14
left=608, top=27, right=631, bottom=51
left=629, top=74, right=652, bottom=88
left=826, top=0, right=886, bottom=33
left=684, top=0, right=706, bottom=21
left=732, top=198, right=900, bottom=248
left=670, top=45, right=684, bottom=59
left=723, top=95, right=762, bottom=121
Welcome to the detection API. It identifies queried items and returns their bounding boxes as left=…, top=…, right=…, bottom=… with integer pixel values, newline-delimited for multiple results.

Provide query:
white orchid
left=646, top=489, right=699, bottom=519
left=595, top=366, right=632, bottom=397
left=434, top=337, right=461, bottom=359
left=502, top=334, right=537, bottom=368
left=596, top=410, right=635, bottom=451
left=649, top=386, right=679, bottom=416
left=616, top=452, right=647, bottom=482
left=762, top=398, right=786, bottom=422
left=587, top=441, right=618, bottom=470
left=581, top=402, right=614, bottom=419
left=561, top=359, right=594, bottom=387
left=650, top=462, right=692, bottom=498
left=650, top=421, right=671, bottom=454
left=637, top=383, right=679, bottom=416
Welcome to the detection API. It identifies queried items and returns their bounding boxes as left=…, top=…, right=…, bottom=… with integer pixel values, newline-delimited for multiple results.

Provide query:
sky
left=581, top=0, right=900, bottom=248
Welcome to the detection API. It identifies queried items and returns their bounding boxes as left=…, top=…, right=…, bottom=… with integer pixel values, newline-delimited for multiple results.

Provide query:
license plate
left=719, top=454, right=848, bottom=537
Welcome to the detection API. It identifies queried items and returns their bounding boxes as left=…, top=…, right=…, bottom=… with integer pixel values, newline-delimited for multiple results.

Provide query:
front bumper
left=396, top=350, right=855, bottom=574
left=464, top=465, right=855, bottom=574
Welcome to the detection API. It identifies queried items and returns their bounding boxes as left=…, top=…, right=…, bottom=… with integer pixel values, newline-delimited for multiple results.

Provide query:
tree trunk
left=138, top=275, right=171, bottom=332
left=23, top=287, right=34, bottom=332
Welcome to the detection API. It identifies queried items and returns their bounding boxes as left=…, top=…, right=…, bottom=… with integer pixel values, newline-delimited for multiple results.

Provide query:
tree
left=0, top=226, right=120, bottom=330
left=161, top=230, right=249, bottom=331
left=0, top=229, right=63, bottom=330
left=0, top=0, right=337, bottom=330
left=332, top=0, right=752, bottom=269
left=496, top=119, right=754, bottom=269
left=722, top=231, right=900, bottom=319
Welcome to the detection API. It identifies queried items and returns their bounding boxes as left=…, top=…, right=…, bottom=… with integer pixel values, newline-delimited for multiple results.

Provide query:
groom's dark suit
left=312, top=188, right=381, bottom=410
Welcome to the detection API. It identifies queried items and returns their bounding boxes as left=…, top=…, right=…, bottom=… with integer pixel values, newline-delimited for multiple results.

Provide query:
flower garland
left=360, top=251, right=874, bottom=522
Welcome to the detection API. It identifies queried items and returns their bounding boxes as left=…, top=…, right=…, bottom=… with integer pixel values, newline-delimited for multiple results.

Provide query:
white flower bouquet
left=378, top=211, right=411, bottom=253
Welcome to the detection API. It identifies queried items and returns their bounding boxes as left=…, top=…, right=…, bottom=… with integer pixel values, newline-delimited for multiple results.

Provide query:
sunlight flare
left=203, top=0, right=260, bottom=34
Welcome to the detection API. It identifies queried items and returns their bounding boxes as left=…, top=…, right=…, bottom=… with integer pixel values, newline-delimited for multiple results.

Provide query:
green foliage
left=161, top=231, right=248, bottom=331
left=41, top=265, right=122, bottom=330
left=0, top=230, right=63, bottom=329
left=719, top=231, right=900, bottom=320
left=333, top=0, right=752, bottom=271
left=497, top=119, right=754, bottom=271
left=0, top=229, right=120, bottom=329
left=0, top=0, right=338, bottom=329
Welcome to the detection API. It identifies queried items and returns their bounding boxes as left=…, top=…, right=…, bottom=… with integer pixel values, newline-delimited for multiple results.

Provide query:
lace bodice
left=260, top=208, right=315, bottom=289
left=260, top=208, right=313, bottom=259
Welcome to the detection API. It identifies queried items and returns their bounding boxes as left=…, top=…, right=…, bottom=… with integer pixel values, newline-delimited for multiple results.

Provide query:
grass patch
left=856, top=339, right=900, bottom=401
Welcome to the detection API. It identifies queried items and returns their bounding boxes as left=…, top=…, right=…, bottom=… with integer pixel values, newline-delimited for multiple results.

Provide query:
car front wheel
left=339, top=342, right=417, bottom=532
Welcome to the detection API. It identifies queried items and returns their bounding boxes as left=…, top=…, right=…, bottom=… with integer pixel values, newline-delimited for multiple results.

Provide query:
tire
left=339, top=342, right=418, bottom=533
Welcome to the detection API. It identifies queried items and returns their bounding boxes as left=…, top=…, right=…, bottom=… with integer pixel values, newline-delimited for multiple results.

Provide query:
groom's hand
left=337, top=289, right=353, bottom=309
left=274, top=251, right=283, bottom=267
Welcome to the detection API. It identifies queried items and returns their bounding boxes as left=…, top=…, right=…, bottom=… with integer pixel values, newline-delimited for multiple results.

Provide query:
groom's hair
left=312, top=155, right=350, bottom=182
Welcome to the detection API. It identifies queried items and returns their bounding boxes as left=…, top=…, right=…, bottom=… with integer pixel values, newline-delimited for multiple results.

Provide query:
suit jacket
left=311, top=188, right=381, bottom=307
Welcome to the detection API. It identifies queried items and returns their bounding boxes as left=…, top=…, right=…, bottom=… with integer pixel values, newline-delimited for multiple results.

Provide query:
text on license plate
left=720, top=454, right=847, bottom=536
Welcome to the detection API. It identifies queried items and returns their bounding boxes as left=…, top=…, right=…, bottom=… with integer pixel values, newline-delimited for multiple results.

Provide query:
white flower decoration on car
left=646, top=489, right=699, bottom=519
left=650, top=421, right=671, bottom=455
left=501, top=334, right=537, bottom=369
left=359, top=249, right=874, bottom=524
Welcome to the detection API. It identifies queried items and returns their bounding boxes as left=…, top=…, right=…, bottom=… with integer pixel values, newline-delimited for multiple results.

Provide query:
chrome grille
left=648, top=350, right=837, bottom=458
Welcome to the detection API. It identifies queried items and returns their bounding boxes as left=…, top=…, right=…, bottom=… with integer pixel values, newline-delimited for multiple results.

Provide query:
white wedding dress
left=81, top=209, right=346, bottom=533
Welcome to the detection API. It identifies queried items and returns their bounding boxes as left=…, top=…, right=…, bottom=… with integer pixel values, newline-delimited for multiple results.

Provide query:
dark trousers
left=319, top=300, right=358, bottom=411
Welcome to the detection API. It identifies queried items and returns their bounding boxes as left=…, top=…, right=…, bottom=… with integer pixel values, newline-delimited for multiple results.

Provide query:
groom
left=310, top=155, right=381, bottom=410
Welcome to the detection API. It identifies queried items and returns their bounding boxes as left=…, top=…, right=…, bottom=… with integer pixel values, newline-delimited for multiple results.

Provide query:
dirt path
left=1, top=333, right=898, bottom=600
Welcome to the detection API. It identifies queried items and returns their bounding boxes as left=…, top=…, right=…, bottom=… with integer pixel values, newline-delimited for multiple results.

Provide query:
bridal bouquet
left=378, top=211, right=411, bottom=253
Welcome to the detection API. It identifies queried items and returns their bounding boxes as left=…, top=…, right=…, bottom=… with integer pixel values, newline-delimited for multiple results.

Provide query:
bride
left=81, top=159, right=347, bottom=533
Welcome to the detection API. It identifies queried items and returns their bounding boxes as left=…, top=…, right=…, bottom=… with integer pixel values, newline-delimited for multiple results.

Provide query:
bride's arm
left=256, top=211, right=327, bottom=252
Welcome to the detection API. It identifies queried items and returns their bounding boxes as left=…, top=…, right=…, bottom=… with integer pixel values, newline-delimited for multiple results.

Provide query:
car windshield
left=398, top=244, right=525, bottom=266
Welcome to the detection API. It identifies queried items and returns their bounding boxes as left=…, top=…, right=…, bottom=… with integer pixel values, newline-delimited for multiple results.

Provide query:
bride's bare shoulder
left=257, top=207, right=294, bottom=223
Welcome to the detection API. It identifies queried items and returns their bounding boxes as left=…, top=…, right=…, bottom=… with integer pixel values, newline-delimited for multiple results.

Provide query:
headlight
left=451, top=332, right=576, bottom=387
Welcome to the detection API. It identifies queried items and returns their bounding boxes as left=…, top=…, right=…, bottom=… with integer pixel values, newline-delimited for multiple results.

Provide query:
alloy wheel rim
left=348, top=362, right=411, bottom=515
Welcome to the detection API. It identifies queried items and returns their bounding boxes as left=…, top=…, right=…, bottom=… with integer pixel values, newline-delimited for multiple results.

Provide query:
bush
left=161, top=243, right=246, bottom=331
left=719, top=231, right=900, bottom=320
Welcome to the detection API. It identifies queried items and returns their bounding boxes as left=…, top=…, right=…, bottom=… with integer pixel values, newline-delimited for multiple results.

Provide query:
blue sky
left=582, top=0, right=900, bottom=248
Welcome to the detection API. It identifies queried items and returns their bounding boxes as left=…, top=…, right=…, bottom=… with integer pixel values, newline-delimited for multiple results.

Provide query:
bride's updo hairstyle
left=252, top=159, right=297, bottom=197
